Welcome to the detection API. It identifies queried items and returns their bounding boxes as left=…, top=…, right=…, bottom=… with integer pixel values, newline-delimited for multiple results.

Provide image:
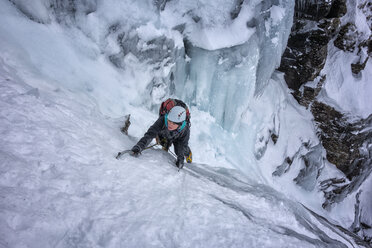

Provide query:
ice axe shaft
left=116, top=144, right=158, bottom=159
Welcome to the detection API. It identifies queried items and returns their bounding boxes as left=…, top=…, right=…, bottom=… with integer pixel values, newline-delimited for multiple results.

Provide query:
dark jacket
left=135, top=116, right=190, bottom=161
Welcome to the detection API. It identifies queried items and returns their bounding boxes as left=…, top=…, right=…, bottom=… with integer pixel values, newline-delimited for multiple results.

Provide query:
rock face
left=311, top=103, right=371, bottom=179
left=278, top=21, right=329, bottom=90
left=278, top=0, right=345, bottom=90
left=283, top=72, right=372, bottom=244
left=280, top=0, right=371, bottom=197
left=278, top=0, right=372, bottom=243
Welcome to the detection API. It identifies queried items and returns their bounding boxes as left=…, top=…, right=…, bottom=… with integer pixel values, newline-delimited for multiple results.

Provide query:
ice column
left=176, top=0, right=294, bottom=131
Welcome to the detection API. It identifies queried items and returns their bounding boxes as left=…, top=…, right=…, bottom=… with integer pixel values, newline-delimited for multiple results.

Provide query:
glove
left=131, top=145, right=141, bottom=156
left=176, top=157, right=184, bottom=169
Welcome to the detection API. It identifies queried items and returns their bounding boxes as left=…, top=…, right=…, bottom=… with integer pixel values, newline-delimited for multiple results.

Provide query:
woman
left=131, top=105, right=192, bottom=168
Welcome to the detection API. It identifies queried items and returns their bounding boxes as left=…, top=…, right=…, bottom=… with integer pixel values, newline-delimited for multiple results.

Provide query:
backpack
left=159, top=98, right=190, bottom=130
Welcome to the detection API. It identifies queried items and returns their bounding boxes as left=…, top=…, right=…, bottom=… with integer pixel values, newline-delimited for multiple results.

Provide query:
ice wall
left=4, top=0, right=309, bottom=174
left=10, top=0, right=294, bottom=132
left=180, top=42, right=259, bottom=131
left=1, top=0, right=299, bottom=179
left=176, top=0, right=295, bottom=131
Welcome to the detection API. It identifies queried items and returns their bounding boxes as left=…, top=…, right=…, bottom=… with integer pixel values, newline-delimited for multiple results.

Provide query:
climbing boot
left=185, top=150, right=192, bottom=163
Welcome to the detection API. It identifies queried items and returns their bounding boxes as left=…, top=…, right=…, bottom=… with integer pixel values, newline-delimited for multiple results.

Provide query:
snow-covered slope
left=0, top=69, right=364, bottom=247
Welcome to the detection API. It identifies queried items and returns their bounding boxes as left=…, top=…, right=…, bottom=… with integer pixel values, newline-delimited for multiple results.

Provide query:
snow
left=187, top=25, right=255, bottom=51
left=319, top=46, right=372, bottom=119
left=136, top=23, right=184, bottom=49
left=360, top=173, right=372, bottom=239
left=316, top=0, right=372, bottom=118
left=186, top=3, right=256, bottom=50
left=1, top=65, right=357, bottom=247
left=270, top=6, right=286, bottom=24
left=0, top=0, right=370, bottom=246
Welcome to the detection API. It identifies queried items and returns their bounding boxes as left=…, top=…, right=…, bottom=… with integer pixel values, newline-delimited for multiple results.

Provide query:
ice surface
left=180, top=41, right=258, bottom=132
left=0, top=68, right=362, bottom=247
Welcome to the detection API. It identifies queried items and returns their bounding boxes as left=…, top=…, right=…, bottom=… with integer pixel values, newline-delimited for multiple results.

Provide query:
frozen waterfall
left=1, top=0, right=369, bottom=247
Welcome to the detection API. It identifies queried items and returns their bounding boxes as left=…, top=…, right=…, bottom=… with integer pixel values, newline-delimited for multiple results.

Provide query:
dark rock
left=350, top=34, right=371, bottom=75
left=254, top=136, right=268, bottom=160
left=312, top=102, right=372, bottom=220
left=108, top=23, right=121, bottom=34
left=172, top=24, right=186, bottom=34
left=292, top=75, right=325, bottom=108
left=334, top=23, right=358, bottom=52
left=321, top=151, right=371, bottom=213
left=311, top=102, right=357, bottom=178
left=192, top=15, right=201, bottom=23
left=295, top=0, right=334, bottom=21
left=318, top=18, right=341, bottom=36
left=230, top=0, right=245, bottom=20
left=271, top=133, right=278, bottom=144
left=279, top=19, right=338, bottom=90
left=351, top=57, right=369, bottom=75
left=326, top=0, right=347, bottom=18
left=279, top=0, right=343, bottom=90
left=246, top=18, right=257, bottom=28
left=319, top=177, right=346, bottom=191
left=120, top=114, right=131, bottom=135
left=255, top=127, right=279, bottom=160
left=273, top=156, right=293, bottom=177
left=364, top=38, right=372, bottom=56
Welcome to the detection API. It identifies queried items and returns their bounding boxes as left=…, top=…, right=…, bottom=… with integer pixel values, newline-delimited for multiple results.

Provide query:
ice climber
left=131, top=99, right=192, bottom=169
